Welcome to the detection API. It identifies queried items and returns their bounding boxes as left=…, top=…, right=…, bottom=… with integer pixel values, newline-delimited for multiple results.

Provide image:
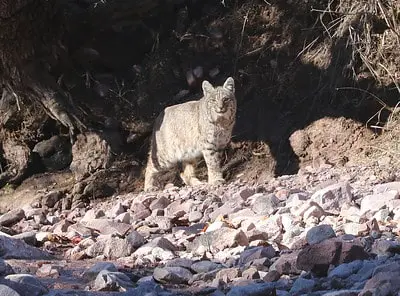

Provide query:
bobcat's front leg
left=202, top=149, right=224, bottom=185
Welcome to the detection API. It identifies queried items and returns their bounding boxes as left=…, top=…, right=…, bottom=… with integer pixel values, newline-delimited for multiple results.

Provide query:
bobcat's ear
left=202, top=80, right=214, bottom=95
left=223, top=77, right=235, bottom=92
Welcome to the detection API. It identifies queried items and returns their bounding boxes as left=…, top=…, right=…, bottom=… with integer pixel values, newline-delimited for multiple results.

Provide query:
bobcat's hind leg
left=180, top=161, right=203, bottom=186
left=144, top=157, right=161, bottom=191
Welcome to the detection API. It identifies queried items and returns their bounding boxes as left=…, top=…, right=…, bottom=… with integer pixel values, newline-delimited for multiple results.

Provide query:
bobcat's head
left=202, top=77, right=236, bottom=116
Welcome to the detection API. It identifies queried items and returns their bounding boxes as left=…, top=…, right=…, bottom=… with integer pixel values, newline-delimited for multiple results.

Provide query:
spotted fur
left=144, top=77, right=237, bottom=191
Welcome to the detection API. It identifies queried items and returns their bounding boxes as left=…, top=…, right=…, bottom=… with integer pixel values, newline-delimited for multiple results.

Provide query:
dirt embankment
left=0, top=0, right=399, bottom=208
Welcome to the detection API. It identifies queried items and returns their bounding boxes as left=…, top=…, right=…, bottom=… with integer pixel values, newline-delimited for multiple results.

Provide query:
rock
left=372, top=261, right=400, bottom=276
left=374, top=181, right=400, bottom=194
left=360, top=190, right=399, bottom=215
left=107, top=202, right=125, bottom=218
left=126, top=230, right=146, bottom=248
left=82, top=219, right=131, bottom=236
left=289, top=277, right=316, bottom=295
left=93, top=270, right=134, bottom=291
left=36, top=264, right=60, bottom=278
left=153, top=266, right=193, bottom=284
left=328, top=260, right=363, bottom=278
left=165, top=258, right=194, bottom=269
left=242, top=267, right=260, bottom=280
left=70, top=132, right=113, bottom=181
left=134, top=237, right=177, bottom=257
left=343, top=222, right=368, bottom=236
left=0, top=260, right=13, bottom=276
left=12, top=232, right=37, bottom=246
left=271, top=252, right=301, bottom=275
left=226, top=283, right=276, bottom=296
left=82, top=262, right=118, bottom=281
left=85, top=237, right=137, bottom=259
left=33, top=135, right=72, bottom=172
left=188, top=227, right=249, bottom=255
left=371, top=239, right=400, bottom=256
left=297, top=238, right=369, bottom=275
left=67, top=223, right=94, bottom=237
left=146, top=216, right=172, bottom=231
left=191, top=260, right=222, bottom=274
left=81, top=209, right=105, bottom=222
left=0, top=284, right=20, bottom=296
left=303, top=204, right=326, bottom=220
left=115, top=212, right=131, bottom=224
left=0, top=236, right=52, bottom=260
left=188, top=211, right=203, bottom=223
left=359, top=271, right=400, bottom=296
left=5, top=274, right=48, bottom=296
left=321, top=290, right=360, bottom=296
left=238, top=246, right=276, bottom=266
left=149, top=196, right=171, bottom=211
left=306, top=224, right=336, bottom=245
left=215, top=268, right=241, bottom=282
left=41, top=191, right=63, bottom=208
left=311, top=182, right=352, bottom=214
left=251, top=193, right=280, bottom=216
left=0, top=209, right=25, bottom=227
left=263, top=270, right=281, bottom=282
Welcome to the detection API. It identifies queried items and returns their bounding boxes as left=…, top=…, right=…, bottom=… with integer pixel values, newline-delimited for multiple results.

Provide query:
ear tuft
left=223, top=77, right=235, bottom=92
left=202, top=80, right=214, bottom=94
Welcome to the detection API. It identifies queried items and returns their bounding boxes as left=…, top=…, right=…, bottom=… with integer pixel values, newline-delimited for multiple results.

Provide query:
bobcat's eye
left=223, top=97, right=230, bottom=103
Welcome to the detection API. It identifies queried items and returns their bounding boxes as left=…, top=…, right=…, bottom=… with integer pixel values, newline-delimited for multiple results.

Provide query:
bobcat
left=144, top=77, right=236, bottom=191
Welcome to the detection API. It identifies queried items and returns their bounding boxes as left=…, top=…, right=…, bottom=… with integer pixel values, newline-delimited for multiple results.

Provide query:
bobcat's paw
left=190, top=178, right=205, bottom=186
left=209, top=178, right=225, bottom=186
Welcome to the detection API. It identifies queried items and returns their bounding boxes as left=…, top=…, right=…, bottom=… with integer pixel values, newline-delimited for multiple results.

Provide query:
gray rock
left=359, top=271, right=400, bottom=296
left=270, top=252, right=301, bottom=275
left=85, top=237, right=135, bottom=259
left=149, top=196, right=171, bottom=211
left=0, top=209, right=25, bottom=227
left=188, top=227, right=249, bottom=255
left=93, top=270, right=134, bottom=291
left=165, top=258, right=194, bottom=269
left=371, top=239, right=400, bottom=256
left=82, top=262, right=118, bottom=281
left=289, top=277, right=316, bottom=295
left=41, top=191, right=63, bottom=208
left=126, top=230, right=146, bottom=248
left=191, top=261, right=222, bottom=273
left=0, top=259, right=14, bottom=276
left=153, top=266, right=193, bottom=284
left=4, top=274, right=48, bottom=296
left=107, top=202, right=126, bottom=218
left=321, top=290, right=361, bottom=296
left=251, top=193, right=280, bottom=216
left=82, top=219, right=131, bottom=236
left=134, top=237, right=177, bottom=257
left=306, top=224, right=336, bottom=245
left=238, top=246, right=276, bottom=266
left=0, top=236, right=52, bottom=260
left=328, top=260, right=363, bottom=278
left=242, top=267, right=260, bottom=279
left=215, top=268, right=241, bottom=282
left=0, top=284, right=20, bottom=296
left=12, top=232, right=37, bottom=246
left=360, top=191, right=399, bottom=215
left=311, top=182, right=352, bottom=213
left=226, top=283, right=276, bottom=296
left=188, top=211, right=203, bottom=223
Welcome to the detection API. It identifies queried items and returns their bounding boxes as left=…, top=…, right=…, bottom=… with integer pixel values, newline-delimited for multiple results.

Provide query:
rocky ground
left=0, top=161, right=399, bottom=296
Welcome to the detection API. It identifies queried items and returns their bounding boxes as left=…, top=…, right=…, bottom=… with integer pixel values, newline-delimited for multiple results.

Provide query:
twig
left=234, top=9, right=249, bottom=75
